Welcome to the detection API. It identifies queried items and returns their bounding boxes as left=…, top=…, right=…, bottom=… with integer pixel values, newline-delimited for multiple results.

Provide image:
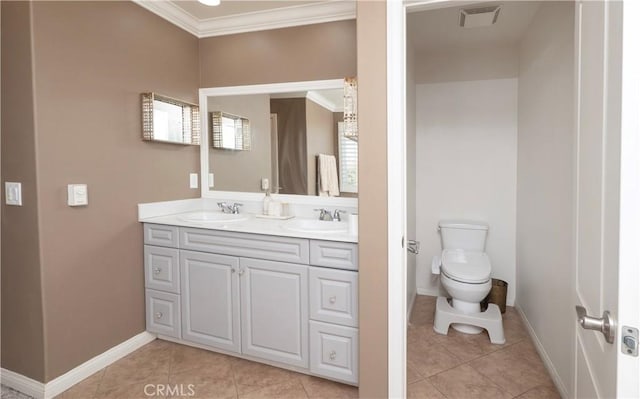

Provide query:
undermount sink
left=178, top=211, right=247, bottom=223
left=282, top=219, right=348, bottom=234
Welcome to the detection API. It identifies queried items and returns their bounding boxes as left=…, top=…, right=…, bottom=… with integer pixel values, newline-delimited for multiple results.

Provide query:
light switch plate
left=209, top=173, right=214, bottom=188
left=189, top=173, right=198, bottom=189
left=5, top=182, right=22, bottom=206
left=67, top=184, right=88, bottom=206
left=261, top=178, right=270, bottom=191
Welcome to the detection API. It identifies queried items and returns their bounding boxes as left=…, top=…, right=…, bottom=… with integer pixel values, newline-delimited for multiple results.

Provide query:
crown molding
left=307, top=90, right=343, bottom=112
left=133, top=1, right=356, bottom=39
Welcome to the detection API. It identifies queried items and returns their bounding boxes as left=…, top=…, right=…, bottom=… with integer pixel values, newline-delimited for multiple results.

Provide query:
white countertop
left=139, top=212, right=358, bottom=243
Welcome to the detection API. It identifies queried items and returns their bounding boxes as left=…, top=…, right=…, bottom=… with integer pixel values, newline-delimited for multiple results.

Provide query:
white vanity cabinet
left=142, top=223, right=358, bottom=385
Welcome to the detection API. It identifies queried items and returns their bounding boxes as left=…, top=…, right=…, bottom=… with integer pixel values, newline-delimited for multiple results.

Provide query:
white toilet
left=432, top=220, right=505, bottom=344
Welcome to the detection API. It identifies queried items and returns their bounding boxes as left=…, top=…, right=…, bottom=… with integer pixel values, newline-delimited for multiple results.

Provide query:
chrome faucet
left=217, top=202, right=243, bottom=214
left=333, top=210, right=346, bottom=222
left=314, top=208, right=333, bottom=221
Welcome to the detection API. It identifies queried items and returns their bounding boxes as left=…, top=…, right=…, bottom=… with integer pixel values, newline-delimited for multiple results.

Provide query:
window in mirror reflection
left=211, top=111, right=251, bottom=151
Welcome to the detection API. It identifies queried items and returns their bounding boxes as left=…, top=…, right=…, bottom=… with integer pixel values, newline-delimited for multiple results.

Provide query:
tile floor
left=407, top=295, right=561, bottom=399
left=45, top=294, right=558, bottom=398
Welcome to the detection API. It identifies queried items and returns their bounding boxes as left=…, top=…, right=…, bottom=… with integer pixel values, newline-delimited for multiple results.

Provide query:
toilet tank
left=439, top=220, right=489, bottom=251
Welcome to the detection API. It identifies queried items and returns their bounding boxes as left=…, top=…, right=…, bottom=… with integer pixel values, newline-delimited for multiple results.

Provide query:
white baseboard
left=1, top=331, right=156, bottom=399
left=416, top=287, right=439, bottom=297
left=514, top=304, right=569, bottom=399
left=0, top=369, right=45, bottom=399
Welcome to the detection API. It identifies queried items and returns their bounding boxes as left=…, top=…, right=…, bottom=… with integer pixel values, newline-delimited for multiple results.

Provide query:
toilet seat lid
left=441, top=249, right=491, bottom=283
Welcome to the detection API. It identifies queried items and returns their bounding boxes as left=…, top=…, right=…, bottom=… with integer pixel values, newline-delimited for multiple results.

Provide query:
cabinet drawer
left=310, top=267, right=358, bottom=327
left=144, top=246, right=180, bottom=293
left=310, top=240, right=358, bottom=271
left=144, top=224, right=179, bottom=248
left=181, top=228, right=310, bottom=264
left=309, top=321, right=358, bottom=384
left=146, top=289, right=181, bottom=339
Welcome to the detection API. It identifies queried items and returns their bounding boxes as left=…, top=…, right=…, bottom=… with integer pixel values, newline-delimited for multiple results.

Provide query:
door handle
left=575, top=305, right=615, bottom=344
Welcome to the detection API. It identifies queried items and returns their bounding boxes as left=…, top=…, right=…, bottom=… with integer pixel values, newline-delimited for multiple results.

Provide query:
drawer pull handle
left=155, top=312, right=163, bottom=319
left=329, top=296, right=337, bottom=304
left=329, top=350, right=337, bottom=360
left=153, top=267, right=161, bottom=275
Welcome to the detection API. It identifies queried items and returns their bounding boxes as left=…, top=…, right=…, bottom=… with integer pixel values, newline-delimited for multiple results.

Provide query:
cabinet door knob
left=155, top=312, right=163, bottom=319
left=231, top=268, right=236, bottom=273
left=329, top=296, right=337, bottom=304
left=153, top=267, right=161, bottom=275
left=329, top=350, right=337, bottom=360
left=238, top=269, right=245, bottom=276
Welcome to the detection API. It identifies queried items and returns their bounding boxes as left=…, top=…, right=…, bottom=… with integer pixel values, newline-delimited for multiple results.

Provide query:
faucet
left=217, top=202, right=243, bottom=214
left=314, top=208, right=334, bottom=221
left=333, top=210, right=346, bottom=222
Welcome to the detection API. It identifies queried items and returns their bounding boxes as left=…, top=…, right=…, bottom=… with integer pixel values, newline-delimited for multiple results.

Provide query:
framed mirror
left=199, top=79, right=358, bottom=207
left=211, top=111, right=251, bottom=150
left=142, top=93, right=200, bottom=145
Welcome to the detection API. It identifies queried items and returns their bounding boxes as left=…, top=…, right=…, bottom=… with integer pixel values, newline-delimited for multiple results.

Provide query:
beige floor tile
left=406, top=363, right=422, bottom=385
left=428, top=328, right=503, bottom=363
left=99, top=340, right=172, bottom=392
left=407, top=324, right=437, bottom=346
left=298, top=375, right=359, bottom=399
left=515, top=384, right=562, bottom=399
left=407, top=339, right=462, bottom=378
left=428, top=364, right=512, bottom=399
left=501, top=308, right=531, bottom=345
left=239, top=380, right=308, bottom=399
left=168, top=367, right=236, bottom=399
left=469, top=341, right=555, bottom=396
left=407, top=379, right=446, bottom=399
left=55, top=369, right=105, bottom=399
left=231, top=358, right=299, bottom=396
left=170, top=344, right=233, bottom=376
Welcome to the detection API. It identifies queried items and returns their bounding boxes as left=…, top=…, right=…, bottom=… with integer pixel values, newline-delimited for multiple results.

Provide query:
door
left=240, top=258, right=308, bottom=368
left=574, top=1, right=639, bottom=397
left=181, top=250, right=241, bottom=353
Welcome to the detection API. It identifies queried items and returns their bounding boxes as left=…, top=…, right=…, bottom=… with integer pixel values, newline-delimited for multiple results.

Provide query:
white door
left=239, top=258, right=309, bottom=368
left=574, top=1, right=640, bottom=397
left=181, top=250, right=241, bottom=353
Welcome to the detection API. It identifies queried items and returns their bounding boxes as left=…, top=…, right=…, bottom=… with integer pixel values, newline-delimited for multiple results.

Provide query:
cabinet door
left=240, top=258, right=308, bottom=368
left=181, top=250, right=240, bottom=353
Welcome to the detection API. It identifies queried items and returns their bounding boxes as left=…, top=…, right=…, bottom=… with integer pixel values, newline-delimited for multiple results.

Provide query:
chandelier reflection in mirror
left=343, top=77, right=358, bottom=141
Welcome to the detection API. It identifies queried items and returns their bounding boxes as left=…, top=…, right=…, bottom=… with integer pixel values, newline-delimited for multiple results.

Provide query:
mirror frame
left=199, top=79, right=357, bottom=207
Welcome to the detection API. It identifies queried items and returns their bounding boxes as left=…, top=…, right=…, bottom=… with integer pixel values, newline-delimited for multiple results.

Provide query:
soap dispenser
left=262, top=190, right=272, bottom=215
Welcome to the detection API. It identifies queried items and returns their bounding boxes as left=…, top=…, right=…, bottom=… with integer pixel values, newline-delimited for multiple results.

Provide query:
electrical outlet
left=189, top=173, right=198, bottom=189
left=67, top=184, right=88, bottom=206
left=261, top=178, right=270, bottom=191
left=5, top=182, right=22, bottom=206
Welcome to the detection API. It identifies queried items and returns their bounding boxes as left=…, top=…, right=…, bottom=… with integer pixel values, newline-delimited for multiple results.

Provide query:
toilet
left=431, top=220, right=505, bottom=344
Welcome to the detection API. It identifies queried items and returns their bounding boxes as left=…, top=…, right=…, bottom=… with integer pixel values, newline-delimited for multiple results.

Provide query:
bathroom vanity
left=140, top=214, right=359, bottom=385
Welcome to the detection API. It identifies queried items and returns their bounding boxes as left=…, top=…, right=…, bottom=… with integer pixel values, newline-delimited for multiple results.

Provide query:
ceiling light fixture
left=198, top=0, right=221, bottom=6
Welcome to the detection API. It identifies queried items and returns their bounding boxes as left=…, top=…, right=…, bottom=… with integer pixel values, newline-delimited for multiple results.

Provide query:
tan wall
left=199, top=20, right=357, bottom=88
left=516, top=2, right=574, bottom=392
left=305, top=99, right=336, bottom=195
left=0, top=1, right=46, bottom=382
left=357, top=1, right=388, bottom=397
left=29, top=1, right=200, bottom=381
left=208, top=94, right=272, bottom=192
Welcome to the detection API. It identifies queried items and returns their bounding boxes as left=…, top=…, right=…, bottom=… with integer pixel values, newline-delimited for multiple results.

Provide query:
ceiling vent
left=459, top=5, right=501, bottom=28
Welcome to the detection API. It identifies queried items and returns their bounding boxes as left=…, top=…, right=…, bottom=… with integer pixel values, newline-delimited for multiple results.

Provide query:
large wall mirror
left=199, top=79, right=358, bottom=205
